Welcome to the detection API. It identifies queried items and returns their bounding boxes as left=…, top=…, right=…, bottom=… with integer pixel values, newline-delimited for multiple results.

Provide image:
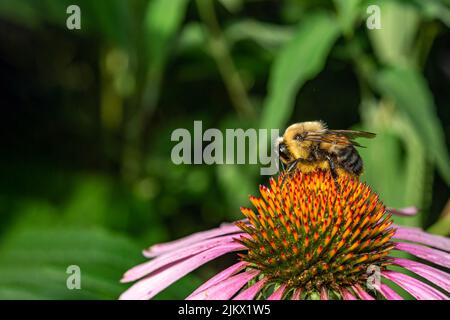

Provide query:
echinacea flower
left=120, top=171, right=450, bottom=300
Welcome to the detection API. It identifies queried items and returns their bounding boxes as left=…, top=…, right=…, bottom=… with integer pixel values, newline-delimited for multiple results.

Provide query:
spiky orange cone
left=236, top=170, right=395, bottom=298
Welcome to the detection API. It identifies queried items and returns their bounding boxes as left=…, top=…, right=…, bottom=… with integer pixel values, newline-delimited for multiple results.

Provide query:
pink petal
left=187, top=269, right=260, bottom=300
left=188, top=261, right=248, bottom=297
left=387, top=207, right=418, bottom=216
left=394, top=242, right=450, bottom=269
left=291, top=288, right=302, bottom=300
left=377, top=284, right=403, bottom=300
left=122, top=234, right=245, bottom=283
left=340, top=288, right=357, bottom=300
left=143, top=223, right=244, bottom=258
left=382, top=271, right=448, bottom=300
left=320, top=287, right=329, bottom=300
left=392, top=257, right=450, bottom=293
left=393, top=226, right=450, bottom=252
left=119, top=243, right=245, bottom=300
left=233, top=278, right=267, bottom=300
left=267, top=284, right=287, bottom=300
left=352, top=284, right=375, bottom=300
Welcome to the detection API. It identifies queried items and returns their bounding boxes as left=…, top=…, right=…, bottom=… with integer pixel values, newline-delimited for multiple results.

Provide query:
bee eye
left=295, top=133, right=306, bottom=141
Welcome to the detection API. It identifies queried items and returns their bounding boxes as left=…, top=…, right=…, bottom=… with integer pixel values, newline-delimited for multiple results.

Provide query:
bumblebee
left=277, top=121, right=375, bottom=187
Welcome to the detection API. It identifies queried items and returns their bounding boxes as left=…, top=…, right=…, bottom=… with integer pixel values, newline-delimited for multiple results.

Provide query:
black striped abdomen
left=337, top=146, right=363, bottom=176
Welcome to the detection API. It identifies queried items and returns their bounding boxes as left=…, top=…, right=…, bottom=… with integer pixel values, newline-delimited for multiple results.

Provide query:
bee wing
left=305, top=129, right=375, bottom=148
left=326, top=130, right=376, bottom=139
left=304, top=133, right=352, bottom=145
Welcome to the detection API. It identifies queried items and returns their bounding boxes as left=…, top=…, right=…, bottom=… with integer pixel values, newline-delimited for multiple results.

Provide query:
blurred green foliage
left=0, top=0, right=449, bottom=299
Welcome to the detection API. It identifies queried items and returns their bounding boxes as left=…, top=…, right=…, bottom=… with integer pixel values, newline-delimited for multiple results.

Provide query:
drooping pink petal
left=187, top=269, right=260, bottom=300
left=188, top=261, right=248, bottom=297
left=377, top=284, right=403, bottom=300
left=382, top=271, right=448, bottom=300
left=352, top=284, right=375, bottom=300
left=320, top=287, right=329, bottom=300
left=119, top=243, right=245, bottom=300
left=392, top=257, right=450, bottom=293
left=387, top=207, right=418, bottom=216
left=340, top=288, right=357, bottom=300
left=393, top=226, right=450, bottom=252
left=267, top=284, right=287, bottom=300
left=291, top=288, right=302, bottom=300
left=122, top=234, right=246, bottom=283
left=143, top=223, right=244, bottom=258
left=394, top=242, right=450, bottom=269
left=233, top=278, right=267, bottom=300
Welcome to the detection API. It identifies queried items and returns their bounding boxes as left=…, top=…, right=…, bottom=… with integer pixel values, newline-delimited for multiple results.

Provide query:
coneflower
left=120, top=171, right=450, bottom=300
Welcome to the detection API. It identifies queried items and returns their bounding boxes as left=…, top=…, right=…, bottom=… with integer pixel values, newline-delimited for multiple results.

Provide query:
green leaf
left=333, top=0, right=362, bottom=35
left=81, top=0, right=132, bottom=48
left=177, top=22, right=207, bottom=51
left=397, top=117, right=430, bottom=225
left=261, top=12, right=340, bottom=130
left=427, top=211, right=450, bottom=236
left=142, top=0, right=189, bottom=107
left=414, top=0, right=450, bottom=27
left=359, top=100, right=428, bottom=228
left=145, top=0, right=188, bottom=73
left=368, top=0, right=420, bottom=67
left=63, top=176, right=112, bottom=227
left=376, top=67, right=450, bottom=187
left=178, top=20, right=292, bottom=56
left=0, top=226, right=142, bottom=299
left=224, top=19, right=294, bottom=51
left=218, top=0, right=243, bottom=13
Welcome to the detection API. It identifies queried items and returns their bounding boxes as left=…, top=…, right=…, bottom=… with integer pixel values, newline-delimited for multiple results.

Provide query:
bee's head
left=282, top=121, right=327, bottom=159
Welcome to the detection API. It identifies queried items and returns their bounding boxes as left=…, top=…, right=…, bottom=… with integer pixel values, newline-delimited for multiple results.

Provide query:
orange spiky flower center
left=236, top=170, right=395, bottom=297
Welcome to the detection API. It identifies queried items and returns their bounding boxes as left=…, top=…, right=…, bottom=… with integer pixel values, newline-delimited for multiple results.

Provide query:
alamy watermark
left=367, top=4, right=382, bottom=30
left=366, top=265, right=381, bottom=291
left=171, top=121, right=280, bottom=175
left=64, top=4, right=381, bottom=32
left=66, top=265, right=81, bottom=290
left=66, top=5, right=81, bottom=30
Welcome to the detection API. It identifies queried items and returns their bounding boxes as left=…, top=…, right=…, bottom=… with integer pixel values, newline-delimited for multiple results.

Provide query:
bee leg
left=280, top=158, right=312, bottom=191
left=280, top=159, right=299, bottom=190
left=326, top=156, right=340, bottom=192
left=279, top=159, right=286, bottom=172
left=286, top=158, right=301, bottom=174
